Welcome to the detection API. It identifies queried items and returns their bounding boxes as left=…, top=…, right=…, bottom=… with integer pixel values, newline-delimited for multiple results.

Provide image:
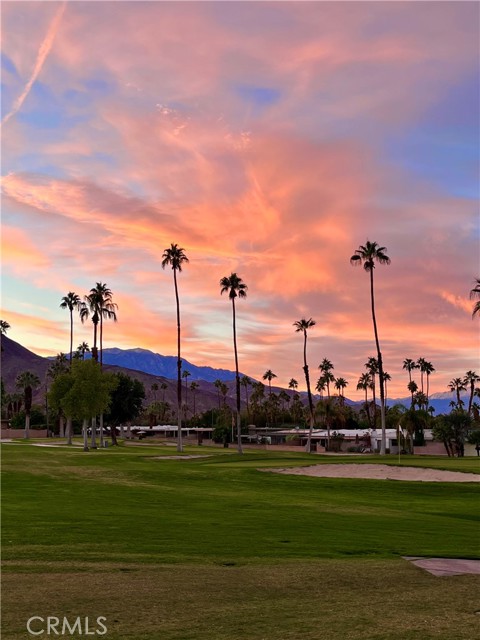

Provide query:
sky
left=1, top=0, right=479, bottom=401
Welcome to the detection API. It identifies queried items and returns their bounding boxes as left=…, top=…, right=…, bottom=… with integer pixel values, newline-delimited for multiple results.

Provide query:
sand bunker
left=265, top=463, right=480, bottom=483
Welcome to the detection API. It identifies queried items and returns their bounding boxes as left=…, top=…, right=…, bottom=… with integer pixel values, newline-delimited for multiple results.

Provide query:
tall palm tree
left=80, top=284, right=117, bottom=364
left=60, top=292, right=81, bottom=366
left=315, top=377, right=327, bottom=397
left=162, top=243, right=189, bottom=452
left=402, top=358, right=417, bottom=386
left=263, top=370, right=277, bottom=395
left=293, top=318, right=316, bottom=453
left=220, top=272, right=248, bottom=454
left=464, top=371, right=480, bottom=415
left=351, top=241, right=391, bottom=454
left=382, top=371, right=391, bottom=407
left=15, top=371, right=40, bottom=439
left=470, top=278, right=480, bottom=318
left=423, top=361, right=435, bottom=405
left=416, top=358, right=427, bottom=395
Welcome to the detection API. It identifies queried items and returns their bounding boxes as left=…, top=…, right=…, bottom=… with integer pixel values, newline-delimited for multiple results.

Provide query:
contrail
left=1, top=1, right=66, bottom=128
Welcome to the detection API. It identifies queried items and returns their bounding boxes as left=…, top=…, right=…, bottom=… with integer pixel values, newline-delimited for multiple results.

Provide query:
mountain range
left=3, top=336, right=466, bottom=415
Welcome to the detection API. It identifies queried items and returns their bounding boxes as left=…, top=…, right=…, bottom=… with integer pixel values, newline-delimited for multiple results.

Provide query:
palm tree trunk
left=24, top=412, right=30, bottom=439
left=69, top=309, right=74, bottom=366
left=302, top=332, right=315, bottom=454
left=370, top=269, right=387, bottom=455
left=90, top=416, right=97, bottom=448
left=83, top=419, right=89, bottom=451
left=99, top=413, right=104, bottom=447
left=59, top=415, right=65, bottom=438
left=232, top=298, right=243, bottom=454
left=174, top=269, right=183, bottom=453
left=66, top=417, right=73, bottom=445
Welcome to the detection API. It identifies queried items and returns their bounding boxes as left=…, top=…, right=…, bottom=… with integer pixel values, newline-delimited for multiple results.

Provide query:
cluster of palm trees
left=3, top=240, right=479, bottom=454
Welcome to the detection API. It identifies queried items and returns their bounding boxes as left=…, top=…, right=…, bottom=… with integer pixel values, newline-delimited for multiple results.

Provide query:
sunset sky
left=1, top=1, right=479, bottom=401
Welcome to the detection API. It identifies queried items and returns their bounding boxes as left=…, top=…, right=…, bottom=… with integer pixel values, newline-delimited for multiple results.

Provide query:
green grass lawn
left=2, top=442, right=479, bottom=639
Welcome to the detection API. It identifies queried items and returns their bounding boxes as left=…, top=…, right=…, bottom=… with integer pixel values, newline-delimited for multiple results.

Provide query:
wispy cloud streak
left=1, top=1, right=66, bottom=128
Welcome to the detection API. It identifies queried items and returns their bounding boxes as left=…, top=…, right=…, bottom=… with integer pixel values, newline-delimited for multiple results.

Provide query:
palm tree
left=416, top=358, right=427, bottom=395
left=315, top=377, right=326, bottom=397
left=464, top=371, right=480, bottom=415
left=407, top=380, right=418, bottom=409
left=80, top=284, right=117, bottom=364
left=470, top=278, right=480, bottom=318
left=220, top=272, right=248, bottom=454
left=190, top=381, right=199, bottom=418
left=423, top=361, right=435, bottom=405
left=182, top=369, right=191, bottom=412
left=351, top=241, right=390, bottom=454
left=402, top=358, right=417, bottom=385
left=335, top=377, right=348, bottom=400
left=288, top=378, right=298, bottom=392
left=357, top=372, right=373, bottom=428
left=151, top=382, right=159, bottom=402
left=77, top=341, right=90, bottom=360
left=293, top=318, right=316, bottom=453
left=80, top=283, right=118, bottom=448
left=448, top=377, right=467, bottom=409
left=365, top=356, right=379, bottom=425
left=162, top=243, right=189, bottom=452
left=160, top=382, right=168, bottom=404
left=241, top=376, right=252, bottom=419
left=0, top=319, right=10, bottom=334
left=263, top=370, right=277, bottom=395
left=60, top=292, right=81, bottom=366
left=382, top=371, right=391, bottom=406
left=15, top=371, right=40, bottom=439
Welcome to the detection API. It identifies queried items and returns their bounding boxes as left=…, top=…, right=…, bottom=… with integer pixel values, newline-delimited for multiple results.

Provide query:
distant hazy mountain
left=84, top=347, right=240, bottom=383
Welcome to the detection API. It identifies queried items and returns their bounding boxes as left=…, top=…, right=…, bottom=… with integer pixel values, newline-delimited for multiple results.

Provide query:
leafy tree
left=293, top=318, right=316, bottom=453
left=10, top=407, right=46, bottom=430
left=400, top=408, right=430, bottom=453
left=60, top=292, right=82, bottom=366
left=104, top=373, right=145, bottom=445
left=60, top=360, right=117, bottom=450
left=470, top=278, right=480, bottom=318
left=15, top=371, right=41, bottom=438
left=162, top=243, right=189, bottom=452
left=351, top=240, right=391, bottom=454
left=220, top=272, right=248, bottom=454
left=48, top=369, right=75, bottom=444
left=433, top=411, right=472, bottom=457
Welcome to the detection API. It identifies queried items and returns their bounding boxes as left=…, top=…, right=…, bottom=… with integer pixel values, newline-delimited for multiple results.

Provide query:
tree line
left=2, top=241, right=479, bottom=456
